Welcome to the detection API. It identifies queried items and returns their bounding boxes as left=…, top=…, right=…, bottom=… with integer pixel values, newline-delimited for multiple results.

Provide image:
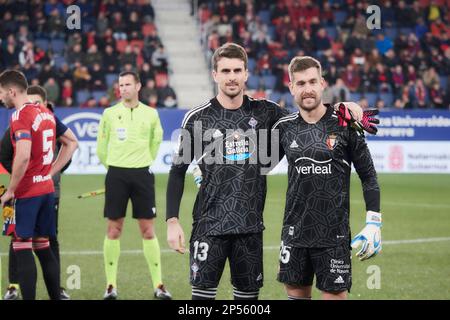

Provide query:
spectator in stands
left=66, top=43, right=84, bottom=67
left=103, top=45, right=119, bottom=74
left=366, top=48, right=382, bottom=69
left=2, top=42, right=19, bottom=69
left=18, top=41, right=35, bottom=67
left=46, top=8, right=65, bottom=38
left=376, top=34, right=394, bottom=55
left=44, top=77, right=60, bottom=104
left=120, top=45, right=137, bottom=67
left=151, top=45, right=169, bottom=73
left=321, top=2, right=334, bottom=26
left=73, top=63, right=91, bottom=90
left=256, top=52, right=271, bottom=75
left=96, top=11, right=109, bottom=35
left=111, top=12, right=127, bottom=40
left=395, top=0, right=416, bottom=28
left=99, top=96, right=110, bottom=108
left=375, top=63, right=392, bottom=93
left=341, top=64, right=361, bottom=92
left=139, top=62, right=156, bottom=85
left=17, top=25, right=33, bottom=46
left=156, top=77, right=177, bottom=108
left=394, top=85, right=412, bottom=109
left=22, top=62, right=39, bottom=81
left=208, top=30, right=221, bottom=54
left=1, top=11, right=17, bottom=39
left=351, top=48, right=366, bottom=66
left=57, top=63, right=72, bottom=83
left=358, top=97, right=369, bottom=109
left=39, top=64, right=57, bottom=85
left=429, top=83, right=445, bottom=109
left=414, top=17, right=428, bottom=40
left=381, top=0, right=396, bottom=27
left=127, top=11, right=141, bottom=36
left=140, top=79, right=158, bottom=104
left=423, top=66, right=440, bottom=89
left=133, top=45, right=144, bottom=68
left=315, top=28, right=332, bottom=52
left=361, top=63, right=378, bottom=93
left=411, top=79, right=428, bottom=108
left=90, top=63, right=106, bottom=91
left=331, top=78, right=351, bottom=105
left=148, top=94, right=159, bottom=109
left=107, top=81, right=121, bottom=104
left=334, top=48, right=350, bottom=70
left=375, top=99, right=386, bottom=110
left=100, top=28, right=117, bottom=51
left=392, top=65, right=405, bottom=94
left=84, top=44, right=103, bottom=66
left=61, top=79, right=74, bottom=106
left=406, top=64, right=418, bottom=82
left=33, top=45, right=49, bottom=66
left=252, top=86, right=267, bottom=100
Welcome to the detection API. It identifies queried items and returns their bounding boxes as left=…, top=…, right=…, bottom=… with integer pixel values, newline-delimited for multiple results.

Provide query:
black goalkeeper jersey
left=272, top=106, right=380, bottom=248
left=167, top=95, right=287, bottom=237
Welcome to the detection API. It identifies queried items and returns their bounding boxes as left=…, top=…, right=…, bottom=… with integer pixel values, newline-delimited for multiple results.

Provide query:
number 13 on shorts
left=193, top=240, right=209, bottom=261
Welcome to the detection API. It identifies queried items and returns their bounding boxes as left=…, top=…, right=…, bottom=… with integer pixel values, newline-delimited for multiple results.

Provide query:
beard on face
left=2, top=95, right=15, bottom=109
left=297, top=92, right=321, bottom=111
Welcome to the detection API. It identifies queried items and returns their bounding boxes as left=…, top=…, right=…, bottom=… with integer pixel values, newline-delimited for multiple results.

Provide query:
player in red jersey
left=0, top=70, right=74, bottom=300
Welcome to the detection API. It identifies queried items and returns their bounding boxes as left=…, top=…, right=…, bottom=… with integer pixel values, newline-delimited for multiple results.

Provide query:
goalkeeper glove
left=351, top=211, right=382, bottom=261
left=336, top=103, right=380, bottom=135
left=192, top=165, right=203, bottom=188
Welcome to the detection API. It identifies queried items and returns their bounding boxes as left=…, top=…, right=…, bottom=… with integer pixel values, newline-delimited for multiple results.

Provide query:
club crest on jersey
left=191, top=262, right=199, bottom=280
left=248, top=117, right=257, bottom=130
left=326, top=133, right=338, bottom=150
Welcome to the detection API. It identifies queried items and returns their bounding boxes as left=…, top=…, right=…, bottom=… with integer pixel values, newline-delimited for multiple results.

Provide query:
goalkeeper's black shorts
left=189, top=233, right=263, bottom=291
left=104, top=166, right=156, bottom=219
left=277, top=243, right=352, bottom=293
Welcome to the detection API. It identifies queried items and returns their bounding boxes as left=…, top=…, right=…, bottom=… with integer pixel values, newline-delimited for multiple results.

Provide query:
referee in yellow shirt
left=97, top=71, right=171, bottom=300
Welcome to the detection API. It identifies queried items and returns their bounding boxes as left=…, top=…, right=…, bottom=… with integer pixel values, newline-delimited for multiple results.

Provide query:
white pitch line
left=351, top=200, right=450, bottom=209
left=2, top=237, right=449, bottom=256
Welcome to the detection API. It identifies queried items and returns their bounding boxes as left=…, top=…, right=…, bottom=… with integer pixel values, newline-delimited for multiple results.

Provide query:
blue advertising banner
left=367, top=110, right=450, bottom=141
left=0, top=108, right=188, bottom=142
left=0, top=108, right=449, bottom=174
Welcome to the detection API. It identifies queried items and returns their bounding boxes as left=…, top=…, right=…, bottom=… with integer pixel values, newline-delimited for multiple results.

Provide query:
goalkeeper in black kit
left=165, top=43, right=377, bottom=300
left=272, top=56, right=381, bottom=300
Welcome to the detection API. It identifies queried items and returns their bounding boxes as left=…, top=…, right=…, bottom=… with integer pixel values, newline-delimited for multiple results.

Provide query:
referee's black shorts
left=104, top=166, right=156, bottom=220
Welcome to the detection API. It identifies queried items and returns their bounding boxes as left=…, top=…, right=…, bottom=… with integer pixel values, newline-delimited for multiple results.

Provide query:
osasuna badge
left=326, top=133, right=338, bottom=150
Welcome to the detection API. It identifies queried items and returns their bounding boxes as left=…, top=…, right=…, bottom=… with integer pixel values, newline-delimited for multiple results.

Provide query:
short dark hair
left=27, top=85, right=47, bottom=102
left=119, top=71, right=140, bottom=84
left=0, top=70, right=28, bottom=91
left=288, top=56, right=322, bottom=81
left=211, top=43, right=248, bottom=71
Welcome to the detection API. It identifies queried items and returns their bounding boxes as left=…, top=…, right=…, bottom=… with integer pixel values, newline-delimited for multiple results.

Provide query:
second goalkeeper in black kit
left=273, top=56, right=381, bottom=300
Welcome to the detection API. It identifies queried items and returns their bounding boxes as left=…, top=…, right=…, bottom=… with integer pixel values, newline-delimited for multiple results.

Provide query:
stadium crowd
left=1, top=0, right=449, bottom=111
left=196, top=0, right=450, bottom=111
left=0, top=0, right=178, bottom=108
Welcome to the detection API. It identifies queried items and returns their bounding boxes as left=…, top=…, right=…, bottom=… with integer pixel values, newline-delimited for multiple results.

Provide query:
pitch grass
left=1, top=174, right=449, bottom=300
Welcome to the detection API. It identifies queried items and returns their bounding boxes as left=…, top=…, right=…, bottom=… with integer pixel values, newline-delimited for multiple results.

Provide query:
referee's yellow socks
left=143, top=238, right=162, bottom=289
left=104, top=237, right=120, bottom=288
